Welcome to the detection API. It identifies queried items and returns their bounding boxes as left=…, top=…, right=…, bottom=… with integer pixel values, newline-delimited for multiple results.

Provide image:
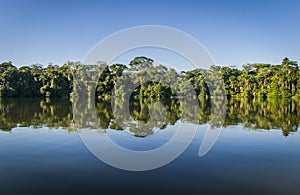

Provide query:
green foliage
left=0, top=57, right=299, bottom=99
left=221, top=58, right=300, bottom=98
left=0, top=62, right=73, bottom=98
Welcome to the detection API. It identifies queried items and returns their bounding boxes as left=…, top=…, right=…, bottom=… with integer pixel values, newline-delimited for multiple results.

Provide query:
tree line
left=0, top=56, right=299, bottom=98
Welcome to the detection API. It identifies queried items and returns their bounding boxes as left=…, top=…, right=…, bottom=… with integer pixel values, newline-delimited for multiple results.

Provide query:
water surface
left=1, top=98, right=300, bottom=194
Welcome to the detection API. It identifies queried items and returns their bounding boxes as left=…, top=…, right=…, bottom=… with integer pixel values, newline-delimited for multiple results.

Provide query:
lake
left=1, top=98, right=300, bottom=194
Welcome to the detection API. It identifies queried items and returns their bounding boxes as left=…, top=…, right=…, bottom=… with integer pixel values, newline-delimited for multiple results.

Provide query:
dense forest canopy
left=0, top=57, right=299, bottom=99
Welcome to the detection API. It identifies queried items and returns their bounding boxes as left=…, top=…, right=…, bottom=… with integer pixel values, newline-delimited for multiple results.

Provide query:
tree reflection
left=225, top=98, right=299, bottom=136
left=0, top=98, right=73, bottom=131
left=0, top=98, right=299, bottom=137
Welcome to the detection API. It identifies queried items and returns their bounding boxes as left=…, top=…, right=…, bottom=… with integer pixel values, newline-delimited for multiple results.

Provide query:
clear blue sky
left=0, top=0, right=299, bottom=67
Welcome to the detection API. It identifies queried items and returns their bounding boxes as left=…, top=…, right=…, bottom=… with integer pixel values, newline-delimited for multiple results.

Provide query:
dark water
left=1, top=98, right=300, bottom=194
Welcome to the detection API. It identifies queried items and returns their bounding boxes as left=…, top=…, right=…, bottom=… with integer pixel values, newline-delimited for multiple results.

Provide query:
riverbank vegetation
left=0, top=57, right=299, bottom=99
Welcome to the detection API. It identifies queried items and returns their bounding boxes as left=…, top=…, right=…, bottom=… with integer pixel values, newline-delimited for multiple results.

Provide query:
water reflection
left=225, top=98, right=299, bottom=136
left=0, top=98, right=299, bottom=136
left=0, top=98, right=73, bottom=131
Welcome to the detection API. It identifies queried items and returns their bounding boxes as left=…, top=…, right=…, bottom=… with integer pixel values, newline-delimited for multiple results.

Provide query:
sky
left=0, top=0, right=300, bottom=68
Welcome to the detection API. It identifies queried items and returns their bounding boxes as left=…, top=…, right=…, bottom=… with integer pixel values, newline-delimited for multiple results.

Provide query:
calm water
left=1, top=98, right=300, bottom=194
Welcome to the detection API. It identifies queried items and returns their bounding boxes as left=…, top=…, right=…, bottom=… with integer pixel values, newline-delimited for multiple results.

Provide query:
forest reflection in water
left=0, top=97, right=299, bottom=137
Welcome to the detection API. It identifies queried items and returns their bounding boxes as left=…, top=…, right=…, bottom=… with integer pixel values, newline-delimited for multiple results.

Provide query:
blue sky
left=0, top=0, right=300, bottom=68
